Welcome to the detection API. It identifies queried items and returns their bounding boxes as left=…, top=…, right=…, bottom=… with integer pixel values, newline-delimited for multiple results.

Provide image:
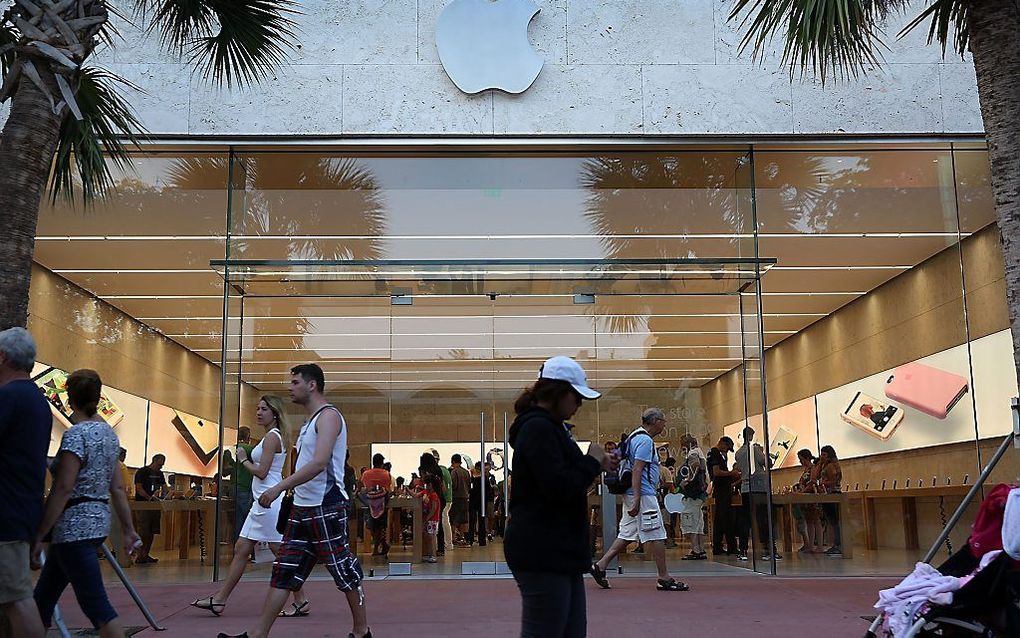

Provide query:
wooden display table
left=855, top=486, right=971, bottom=551
left=351, top=495, right=423, bottom=564
left=127, top=499, right=215, bottom=562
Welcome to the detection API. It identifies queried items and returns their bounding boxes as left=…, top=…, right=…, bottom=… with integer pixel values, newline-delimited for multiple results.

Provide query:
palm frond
left=730, top=0, right=899, bottom=82
left=1, top=10, right=17, bottom=81
left=146, top=0, right=298, bottom=88
left=900, top=0, right=970, bottom=58
left=49, top=67, right=148, bottom=205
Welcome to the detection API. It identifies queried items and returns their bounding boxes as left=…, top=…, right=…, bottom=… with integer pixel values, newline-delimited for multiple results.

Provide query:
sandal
left=279, top=600, right=310, bottom=617
left=588, top=563, right=611, bottom=589
left=681, top=551, right=700, bottom=560
left=656, top=578, right=690, bottom=591
left=191, top=596, right=225, bottom=616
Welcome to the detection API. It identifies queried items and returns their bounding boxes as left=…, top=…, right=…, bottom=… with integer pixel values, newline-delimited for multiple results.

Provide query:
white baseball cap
left=538, top=356, right=601, bottom=400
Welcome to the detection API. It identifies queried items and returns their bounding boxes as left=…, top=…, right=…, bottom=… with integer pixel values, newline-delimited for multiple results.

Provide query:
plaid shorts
left=270, top=501, right=363, bottom=592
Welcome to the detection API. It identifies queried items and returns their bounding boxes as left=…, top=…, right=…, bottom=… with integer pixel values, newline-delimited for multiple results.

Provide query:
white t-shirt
left=293, top=405, right=350, bottom=507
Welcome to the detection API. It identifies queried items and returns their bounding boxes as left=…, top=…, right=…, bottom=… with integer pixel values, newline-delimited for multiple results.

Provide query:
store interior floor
left=101, top=538, right=930, bottom=586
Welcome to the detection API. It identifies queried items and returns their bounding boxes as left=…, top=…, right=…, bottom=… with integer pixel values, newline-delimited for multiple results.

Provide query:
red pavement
left=55, top=576, right=892, bottom=637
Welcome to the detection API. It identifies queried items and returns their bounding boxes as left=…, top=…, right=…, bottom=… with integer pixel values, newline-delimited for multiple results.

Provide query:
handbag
left=276, top=430, right=296, bottom=535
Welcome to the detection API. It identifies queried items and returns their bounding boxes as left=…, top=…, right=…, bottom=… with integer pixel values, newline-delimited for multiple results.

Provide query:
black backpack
left=679, top=463, right=707, bottom=499
left=605, top=429, right=652, bottom=495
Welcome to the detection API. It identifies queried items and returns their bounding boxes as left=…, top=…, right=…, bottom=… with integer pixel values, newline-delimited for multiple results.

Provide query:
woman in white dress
left=191, top=395, right=311, bottom=617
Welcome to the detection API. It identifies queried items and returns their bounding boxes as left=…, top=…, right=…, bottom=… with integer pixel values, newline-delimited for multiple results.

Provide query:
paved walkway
left=54, top=575, right=892, bottom=637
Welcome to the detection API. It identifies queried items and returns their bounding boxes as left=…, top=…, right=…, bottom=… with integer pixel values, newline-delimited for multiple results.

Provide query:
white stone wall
left=2, top=0, right=984, bottom=136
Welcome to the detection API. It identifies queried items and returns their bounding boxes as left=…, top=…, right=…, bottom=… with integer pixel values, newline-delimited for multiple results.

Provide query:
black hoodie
left=503, top=407, right=602, bottom=574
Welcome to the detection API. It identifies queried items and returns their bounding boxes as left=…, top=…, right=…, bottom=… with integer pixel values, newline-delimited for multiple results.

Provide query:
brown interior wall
left=704, top=224, right=1007, bottom=432
left=28, top=263, right=238, bottom=423
left=702, top=226, right=1016, bottom=549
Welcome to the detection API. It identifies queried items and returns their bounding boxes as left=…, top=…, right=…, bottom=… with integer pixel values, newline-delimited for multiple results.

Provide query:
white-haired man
left=0, top=328, right=52, bottom=638
left=590, top=407, right=689, bottom=592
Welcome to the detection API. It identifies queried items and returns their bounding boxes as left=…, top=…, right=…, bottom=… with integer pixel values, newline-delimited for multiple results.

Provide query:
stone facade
left=1, top=0, right=983, bottom=136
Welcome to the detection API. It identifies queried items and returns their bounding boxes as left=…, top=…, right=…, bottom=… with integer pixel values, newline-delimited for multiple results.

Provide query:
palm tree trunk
left=969, top=0, right=1020, bottom=387
left=0, top=78, right=64, bottom=330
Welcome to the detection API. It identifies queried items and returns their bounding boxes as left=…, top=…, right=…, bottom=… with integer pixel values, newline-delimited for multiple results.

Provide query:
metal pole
left=101, top=543, right=166, bottom=631
left=503, top=412, right=510, bottom=505
left=51, top=604, right=72, bottom=638
left=866, top=400, right=1019, bottom=637
left=480, top=411, right=486, bottom=546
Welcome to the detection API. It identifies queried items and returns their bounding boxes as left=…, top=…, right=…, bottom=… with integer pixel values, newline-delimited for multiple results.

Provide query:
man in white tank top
left=218, top=364, right=369, bottom=638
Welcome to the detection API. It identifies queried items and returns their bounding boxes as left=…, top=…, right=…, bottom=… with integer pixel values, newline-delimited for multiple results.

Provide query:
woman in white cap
left=503, top=356, right=616, bottom=638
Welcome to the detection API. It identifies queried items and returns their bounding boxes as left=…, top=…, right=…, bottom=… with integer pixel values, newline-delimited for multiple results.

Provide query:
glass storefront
left=28, top=141, right=1017, bottom=583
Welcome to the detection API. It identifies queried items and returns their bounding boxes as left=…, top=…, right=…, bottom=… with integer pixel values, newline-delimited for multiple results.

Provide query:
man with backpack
left=589, top=408, right=689, bottom=592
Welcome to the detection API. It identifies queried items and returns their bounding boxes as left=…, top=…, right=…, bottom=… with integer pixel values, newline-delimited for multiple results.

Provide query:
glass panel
left=30, top=152, right=232, bottom=584
left=228, top=151, right=756, bottom=263
left=749, top=148, right=978, bottom=576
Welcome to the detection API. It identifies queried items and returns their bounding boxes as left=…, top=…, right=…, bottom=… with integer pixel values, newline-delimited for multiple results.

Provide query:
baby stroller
left=892, top=544, right=1019, bottom=637
left=867, top=429, right=1020, bottom=638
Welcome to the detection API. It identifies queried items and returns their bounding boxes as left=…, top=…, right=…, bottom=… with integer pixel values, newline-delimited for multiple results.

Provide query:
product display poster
left=816, top=341, right=976, bottom=459
left=147, top=402, right=222, bottom=476
left=723, top=396, right=818, bottom=469
left=103, top=386, right=149, bottom=467
left=970, top=329, right=1018, bottom=439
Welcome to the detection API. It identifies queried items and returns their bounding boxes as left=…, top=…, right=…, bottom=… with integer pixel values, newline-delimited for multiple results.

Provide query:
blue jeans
left=34, top=538, right=117, bottom=629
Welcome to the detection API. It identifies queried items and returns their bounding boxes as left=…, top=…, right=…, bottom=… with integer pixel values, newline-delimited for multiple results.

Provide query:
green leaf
left=147, top=0, right=298, bottom=88
left=49, top=67, right=149, bottom=205
left=730, top=0, right=900, bottom=82
left=900, top=0, right=970, bottom=58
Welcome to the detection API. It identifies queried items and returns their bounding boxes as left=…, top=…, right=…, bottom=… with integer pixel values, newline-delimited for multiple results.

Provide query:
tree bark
left=969, top=0, right=1020, bottom=389
left=0, top=77, right=64, bottom=330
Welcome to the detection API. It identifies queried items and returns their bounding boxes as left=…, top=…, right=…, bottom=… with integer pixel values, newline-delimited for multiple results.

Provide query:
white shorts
left=617, top=494, right=668, bottom=543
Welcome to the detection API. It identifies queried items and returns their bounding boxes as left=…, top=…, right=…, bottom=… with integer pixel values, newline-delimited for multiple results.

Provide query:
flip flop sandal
left=680, top=552, right=700, bottom=560
left=347, top=629, right=373, bottom=638
left=657, top=578, right=690, bottom=592
left=279, top=600, right=311, bottom=617
left=191, top=596, right=225, bottom=616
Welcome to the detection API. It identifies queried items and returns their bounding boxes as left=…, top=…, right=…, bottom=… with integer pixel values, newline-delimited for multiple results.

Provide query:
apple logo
left=436, top=0, right=543, bottom=95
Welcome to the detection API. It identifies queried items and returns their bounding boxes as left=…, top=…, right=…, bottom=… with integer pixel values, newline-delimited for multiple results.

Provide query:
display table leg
left=863, top=496, right=877, bottom=551
left=179, top=511, right=191, bottom=560
left=412, top=503, right=423, bottom=564
left=840, top=497, right=853, bottom=559
left=902, top=497, right=919, bottom=551
left=781, top=504, right=793, bottom=553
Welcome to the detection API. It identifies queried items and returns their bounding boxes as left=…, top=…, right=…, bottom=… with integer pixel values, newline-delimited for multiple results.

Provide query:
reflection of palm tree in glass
left=580, top=154, right=750, bottom=337
left=168, top=156, right=386, bottom=370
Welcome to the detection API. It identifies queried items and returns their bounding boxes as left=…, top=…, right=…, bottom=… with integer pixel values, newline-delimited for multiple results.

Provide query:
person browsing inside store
left=133, top=454, right=166, bottom=564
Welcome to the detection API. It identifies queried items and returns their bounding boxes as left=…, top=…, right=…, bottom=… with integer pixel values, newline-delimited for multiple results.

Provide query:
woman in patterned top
left=31, top=369, right=140, bottom=637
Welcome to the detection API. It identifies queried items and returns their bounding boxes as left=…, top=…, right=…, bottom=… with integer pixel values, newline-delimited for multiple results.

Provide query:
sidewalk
left=54, top=575, right=891, bottom=637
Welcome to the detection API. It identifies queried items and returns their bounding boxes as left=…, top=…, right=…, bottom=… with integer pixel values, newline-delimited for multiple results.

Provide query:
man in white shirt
left=219, top=364, right=370, bottom=638
left=733, top=426, right=780, bottom=562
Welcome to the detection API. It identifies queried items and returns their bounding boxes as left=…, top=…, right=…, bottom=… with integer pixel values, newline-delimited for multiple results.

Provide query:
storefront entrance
left=211, top=256, right=776, bottom=577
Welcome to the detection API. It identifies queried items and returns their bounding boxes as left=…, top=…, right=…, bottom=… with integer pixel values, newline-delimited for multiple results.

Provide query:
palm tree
left=729, top=0, right=1020, bottom=383
left=0, top=0, right=298, bottom=329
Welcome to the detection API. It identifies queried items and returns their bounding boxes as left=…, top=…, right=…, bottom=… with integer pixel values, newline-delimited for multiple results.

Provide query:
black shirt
left=0, top=379, right=53, bottom=542
left=134, top=466, right=166, bottom=500
left=707, top=447, right=732, bottom=497
left=503, top=407, right=601, bottom=574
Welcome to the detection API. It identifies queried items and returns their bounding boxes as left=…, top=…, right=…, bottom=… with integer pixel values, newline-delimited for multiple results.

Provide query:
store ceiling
left=31, top=148, right=994, bottom=394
